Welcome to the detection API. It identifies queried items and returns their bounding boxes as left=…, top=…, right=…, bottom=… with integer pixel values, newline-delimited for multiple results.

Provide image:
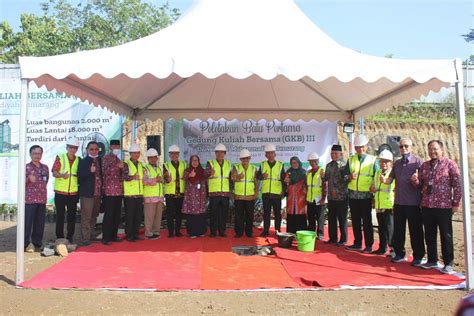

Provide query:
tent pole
left=16, top=79, right=29, bottom=285
left=454, top=59, right=473, bottom=290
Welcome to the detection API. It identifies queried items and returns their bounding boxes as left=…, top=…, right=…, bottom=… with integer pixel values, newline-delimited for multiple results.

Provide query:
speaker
left=146, top=135, right=161, bottom=155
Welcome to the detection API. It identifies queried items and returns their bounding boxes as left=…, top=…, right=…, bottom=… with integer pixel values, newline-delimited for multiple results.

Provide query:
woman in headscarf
left=182, top=155, right=209, bottom=237
left=284, top=156, right=308, bottom=234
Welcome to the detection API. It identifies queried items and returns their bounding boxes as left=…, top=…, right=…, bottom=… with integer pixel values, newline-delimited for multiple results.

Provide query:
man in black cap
left=101, top=140, right=124, bottom=244
left=323, top=144, right=349, bottom=246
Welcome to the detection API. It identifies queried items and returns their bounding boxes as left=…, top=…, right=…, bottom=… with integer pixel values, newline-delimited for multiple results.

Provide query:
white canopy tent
left=17, top=0, right=472, bottom=288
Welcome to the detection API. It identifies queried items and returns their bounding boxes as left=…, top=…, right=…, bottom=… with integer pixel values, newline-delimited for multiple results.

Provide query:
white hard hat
left=264, top=144, right=276, bottom=152
left=129, top=143, right=141, bottom=153
left=378, top=149, right=393, bottom=161
left=66, top=136, right=80, bottom=147
left=215, top=143, right=227, bottom=152
left=354, top=134, right=369, bottom=147
left=239, top=149, right=251, bottom=159
left=307, top=152, right=319, bottom=160
left=146, top=148, right=159, bottom=157
left=168, top=144, right=180, bottom=153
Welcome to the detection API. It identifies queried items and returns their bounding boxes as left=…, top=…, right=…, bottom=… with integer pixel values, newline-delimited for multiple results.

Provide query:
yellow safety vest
left=143, top=164, right=164, bottom=198
left=261, top=161, right=283, bottom=195
left=208, top=160, right=231, bottom=193
left=164, top=161, right=186, bottom=195
left=54, top=153, right=79, bottom=193
left=374, top=170, right=395, bottom=209
left=306, top=167, right=324, bottom=202
left=123, top=160, right=143, bottom=196
left=234, top=164, right=256, bottom=196
left=348, top=154, right=376, bottom=192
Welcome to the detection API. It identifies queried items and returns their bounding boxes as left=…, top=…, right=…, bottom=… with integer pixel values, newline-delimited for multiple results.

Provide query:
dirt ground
left=1, top=209, right=473, bottom=316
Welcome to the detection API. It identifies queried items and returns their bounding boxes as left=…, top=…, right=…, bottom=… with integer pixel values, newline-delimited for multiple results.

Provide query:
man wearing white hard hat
left=142, top=148, right=164, bottom=240
left=231, top=149, right=258, bottom=238
left=206, top=143, right=232, bottom=237
left=163, top=144, right=187, bottom=238
left=52, top=136, right=81, bottom=243
left=306, top=152, right=327, bottom=240
left=323, top=144, right=349, bottom=246
left=342, top=134, right=379, bottom=253
left=257, top=144, right=285, bottom=237
left=122, top=143, right=144, bottom=242
left=370, top=149, right=395, bottom=255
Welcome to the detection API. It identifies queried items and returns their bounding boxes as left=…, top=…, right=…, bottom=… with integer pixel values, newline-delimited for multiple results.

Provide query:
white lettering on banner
left=165, top=119, right=337, bottom=166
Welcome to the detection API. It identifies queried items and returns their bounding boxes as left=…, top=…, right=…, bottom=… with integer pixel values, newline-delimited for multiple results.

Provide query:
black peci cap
left=331, top=144, right=342, bottom=152
left=110, top=140, right=120, bottom=146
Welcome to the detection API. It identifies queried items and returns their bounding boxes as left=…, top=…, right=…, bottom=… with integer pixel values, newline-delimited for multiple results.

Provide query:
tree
left=0, top=0, right=180, bottom=63
left=463, top=28, right=474, bottom=42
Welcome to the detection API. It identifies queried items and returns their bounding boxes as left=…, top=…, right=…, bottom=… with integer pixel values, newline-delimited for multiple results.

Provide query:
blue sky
left=0, top=0, right=472, bottom=60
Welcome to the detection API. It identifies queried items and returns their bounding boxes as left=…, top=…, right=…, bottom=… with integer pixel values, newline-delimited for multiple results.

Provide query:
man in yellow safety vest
left=306, top=152, right=327, bottom=240
left=143, top=148, right=164, bottom=240
left=343, top=134, right=379, bottom=253
left=232, top=149, right=258, bottom=237
left=163, top=145, right=187, bottom=238
left=122, top=143, right=144, bottom=242
left=52, top=136, right=81, bottom=243
left=257, top=144, right=285, bottom=237
left=206, top=143, right=232, bottom=237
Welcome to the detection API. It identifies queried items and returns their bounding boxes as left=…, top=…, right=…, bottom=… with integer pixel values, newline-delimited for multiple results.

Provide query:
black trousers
left=327, top=199, right=348, bottom=243
left=25, top=203, right=46, bottom=247
left=55, top=193, right=78, bottom=241
left=286, top=214, right=307, bottom=234
left=349, top=198, right=374, bottom=248
left=166, top=196, right=184, bottom=236
left=262, top=196, right=282, bottom=234
left=393, top=204, right=425, bottom=260
left=209, top=196, right=229, bottom=235
left=376, top=210, right=394, bottom=250
left=102, top=196, right=123, bottom=242
left=124, top=197, right=143, bottom=239
left=234, top=199, right=255, bottom=236
left=422, top=207, right=454, bottom=265
left=307, top=201, right=325, bottom=237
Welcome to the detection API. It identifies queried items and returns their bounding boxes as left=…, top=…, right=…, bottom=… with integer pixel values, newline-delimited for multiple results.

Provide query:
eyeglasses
left=399, top=144, right=410, bottom=149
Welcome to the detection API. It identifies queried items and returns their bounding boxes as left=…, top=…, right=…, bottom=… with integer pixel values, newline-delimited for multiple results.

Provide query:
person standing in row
left=344, top=134, right=379, bottom=253
left=207, top=143, right=232, bottom=237
left=258, top=144, right=285, bottom=237
left=122, top=144, right=144, bottom=242
left=53, top=137, right=81, bottom=243
left=285, top=156, right=307, bottom=234
left=101, top=140, right=124, bottom=244
left=143, top=148, right=164, bottom=240
left=182, top=155, right=209, bottom=238
left=386, top=138, right=426, bottom=265
left=306, top=152, right=326, bottom=240
left=370, top=150, right=395, bottom=255
left=232, top=149, right=258, bottom=238
left=163, top=145, right=186, bottom=238
left=24, top=145, right=49, bottom=252
left=412, top=140, right=462, bottom=273
left=323, top=144, right=349, bottom=246
left=78, top=141, right=102, bottom=246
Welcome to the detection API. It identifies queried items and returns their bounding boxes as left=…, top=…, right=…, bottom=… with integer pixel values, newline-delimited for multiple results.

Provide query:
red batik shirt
left=25, top=161, right=49, bottom=204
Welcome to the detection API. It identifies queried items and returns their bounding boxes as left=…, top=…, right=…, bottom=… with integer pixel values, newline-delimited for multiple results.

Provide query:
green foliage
left=463, top=28, right=474, bottom=42
left=0, top=0, right=180, bottom=63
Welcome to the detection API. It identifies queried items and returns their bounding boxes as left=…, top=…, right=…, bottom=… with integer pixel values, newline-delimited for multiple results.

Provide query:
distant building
left=0, top=119, right=11, bottom=153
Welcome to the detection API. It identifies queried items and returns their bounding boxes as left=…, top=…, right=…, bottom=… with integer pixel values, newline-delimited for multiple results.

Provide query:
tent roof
left=19, top=0, right=458, bottom=121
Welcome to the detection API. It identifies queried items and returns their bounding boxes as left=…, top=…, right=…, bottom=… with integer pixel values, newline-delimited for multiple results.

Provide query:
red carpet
left=20, top=228, right=464, bottom=291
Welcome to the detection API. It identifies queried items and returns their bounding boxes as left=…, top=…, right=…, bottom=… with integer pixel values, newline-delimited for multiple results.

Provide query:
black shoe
left=373, top=248, right=386, bottom=255
left=210, top=233, right=217, bottom=238
left=234, top=234, right=243, bottom=238
left=127, top=237, right=136, bottom=242
left=175, top=232, right=183, bottom=237
left=391, top=255, right=407, bottom=263
left=345, top=244, right=362, bottom=251
left=324, top=240, right=337, bottom=244
left=361, top=247, right=373, bottom=254
left=113, top=237, right=124, bottom=243
left=336, top=241, right=346, bottom=247
left=245, top=233, right=253, bottom=238
left=219, top=233, right=227, bottom=237
left=102, top=240, right=112, bottom=246
left=260, top=232, right=269, bottom=237
left=168, top=233, right=174, bottom=238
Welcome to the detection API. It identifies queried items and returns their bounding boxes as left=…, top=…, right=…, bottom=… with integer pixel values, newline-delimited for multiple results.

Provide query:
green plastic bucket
left=296, top=230, right=316, bottom=252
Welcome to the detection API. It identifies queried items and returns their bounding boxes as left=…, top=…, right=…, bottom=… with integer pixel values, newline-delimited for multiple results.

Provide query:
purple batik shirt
left=389, top=153, right=423, bottom=206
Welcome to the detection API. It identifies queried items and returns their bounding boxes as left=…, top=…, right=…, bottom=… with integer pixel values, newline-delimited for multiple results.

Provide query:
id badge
left=197, top=183, right=201, bottom=190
